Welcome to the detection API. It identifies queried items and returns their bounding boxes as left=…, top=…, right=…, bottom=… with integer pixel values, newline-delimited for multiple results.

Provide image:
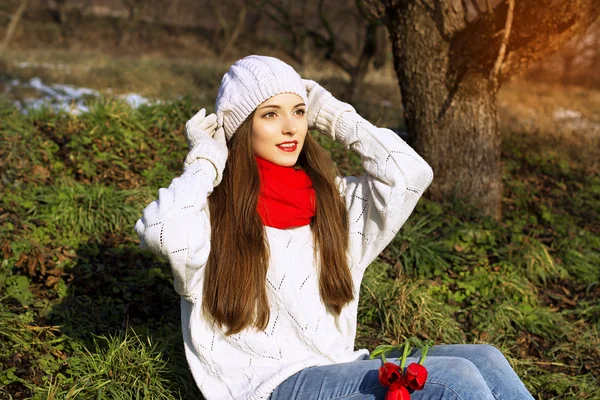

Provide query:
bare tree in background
left=1, top=0, right=29, bottom=55
left=363, top=0, right=600, bottom=220
left=259, top=0, right=388, bottom=101
left=47, top=0, right=91, bottom=43
left=115, top=0, right=144, bottom=46
left=208, top=0, right=249, bottom=59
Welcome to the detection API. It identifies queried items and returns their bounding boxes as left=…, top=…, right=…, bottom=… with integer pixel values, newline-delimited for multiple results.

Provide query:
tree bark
left=378, top=0, right=600, bottom=220
left=386, top=2, right=502, bottom=219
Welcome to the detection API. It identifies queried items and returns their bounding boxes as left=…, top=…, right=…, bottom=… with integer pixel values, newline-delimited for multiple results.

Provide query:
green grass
left=0, top=91, right=599, bottom=400
left=41, top=331, right=187, bottom=400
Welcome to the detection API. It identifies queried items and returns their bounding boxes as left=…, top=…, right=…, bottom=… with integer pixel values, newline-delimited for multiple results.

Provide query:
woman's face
left=251, top=92, right=308, bottom=167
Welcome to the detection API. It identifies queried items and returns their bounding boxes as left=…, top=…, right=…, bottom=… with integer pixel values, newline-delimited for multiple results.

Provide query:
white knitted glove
left=303, top=79, right=356, bottom=141
left=183, top=108, right=228, bottom=185
left=185, top=108, right=218, bottom=149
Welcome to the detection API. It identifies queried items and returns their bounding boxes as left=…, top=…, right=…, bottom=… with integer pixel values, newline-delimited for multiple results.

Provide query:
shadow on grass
left=46, top=234, right=202, bottom=399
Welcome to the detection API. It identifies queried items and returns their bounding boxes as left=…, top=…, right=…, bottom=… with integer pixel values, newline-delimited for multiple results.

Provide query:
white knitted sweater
left=134, top=100, right=434, bottom=400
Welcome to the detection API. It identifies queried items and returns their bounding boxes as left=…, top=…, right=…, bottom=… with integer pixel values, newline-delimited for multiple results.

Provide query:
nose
left=282, top=115, right=298, bottom=135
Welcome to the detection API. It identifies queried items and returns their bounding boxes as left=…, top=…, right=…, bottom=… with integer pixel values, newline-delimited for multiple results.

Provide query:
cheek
left=250, top=135, right=262, bottom=155
left=251, top=125, right=276, bottom=153
left=299, top=127, right=309, bottom=144
left=300, top=118, right=309, bottom=134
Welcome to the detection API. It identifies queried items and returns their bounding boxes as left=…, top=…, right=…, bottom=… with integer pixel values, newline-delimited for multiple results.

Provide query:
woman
left=135, top=55, right=534, bottom=400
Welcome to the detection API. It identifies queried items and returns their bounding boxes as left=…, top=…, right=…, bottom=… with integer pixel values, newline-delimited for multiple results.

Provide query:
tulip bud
left=378, top=362, right=403, bottom=387
left=405, top=362, right=428, bottom=390
left=385, top=385, right=411, bottom=400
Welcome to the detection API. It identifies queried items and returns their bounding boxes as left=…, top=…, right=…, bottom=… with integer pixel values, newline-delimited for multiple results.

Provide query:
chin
left=277, top=159, right=298, bottom=167
left=264, top=153, right=300, bottom=167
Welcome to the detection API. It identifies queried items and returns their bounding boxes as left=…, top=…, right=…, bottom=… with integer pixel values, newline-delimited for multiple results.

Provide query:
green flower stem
left=381, top=352, right=387, bottom=363
left=399, top=340, right=410, bottom=370
left=419, top=343, right=429, bottom=365
left=370, top=344, right=395, bottom=360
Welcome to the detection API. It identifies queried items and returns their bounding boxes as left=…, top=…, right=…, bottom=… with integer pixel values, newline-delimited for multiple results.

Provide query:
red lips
left=276, top=141, right=298, bottom=152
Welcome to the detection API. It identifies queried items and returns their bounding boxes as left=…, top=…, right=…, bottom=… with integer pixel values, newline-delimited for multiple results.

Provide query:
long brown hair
left=204, top=110, right=353, bottom=335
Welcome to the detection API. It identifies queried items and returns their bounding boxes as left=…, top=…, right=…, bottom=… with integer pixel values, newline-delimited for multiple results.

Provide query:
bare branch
left=317, top=0, right=335, bottom=54
left=208, top=0, right=230, bottom=33
left=357, top=0, right=386, bottom=21
left=485, top=0, right=493, bottom=14
left=1, top=0, right=29, bottom=55
left=460, top=0, right=470, bottom=23
left=490, top=0, right=514, bottom=90
left=450, top=0, right=600, bottom=82
left=260, top=0, right=286, bottom=26
left=220, top=2, right=248, bottom=59
left=259, top=0, right=306, bottom=64
left=471, top=0, right=483, bottom=14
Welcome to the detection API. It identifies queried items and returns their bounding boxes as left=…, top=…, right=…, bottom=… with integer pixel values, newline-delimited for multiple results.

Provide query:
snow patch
left=553, top=107, right=600, bottom=138
left=6, top=77, right=156, bottom=115
left=120, top=93, right=151, bottom=108
left=553, top=108, right=582, bottom=120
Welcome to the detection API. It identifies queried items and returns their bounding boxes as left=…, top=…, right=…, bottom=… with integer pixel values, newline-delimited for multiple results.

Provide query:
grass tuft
left=41, top=330, right=186, bottom=400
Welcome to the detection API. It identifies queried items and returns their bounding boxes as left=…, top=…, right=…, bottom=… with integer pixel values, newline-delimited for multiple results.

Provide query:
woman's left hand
left=302, top=79, right=333, bottom=130
left=302, top=79, right=355, bottom=139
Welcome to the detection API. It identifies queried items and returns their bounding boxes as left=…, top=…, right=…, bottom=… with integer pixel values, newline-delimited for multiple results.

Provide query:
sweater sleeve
left=322, top=108, right=433, bottom=276
left=134, top=137, right=227, bottom=299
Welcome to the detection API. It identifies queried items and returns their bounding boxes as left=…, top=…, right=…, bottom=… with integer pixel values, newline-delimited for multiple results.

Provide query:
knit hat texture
left=215, top=55, right=308, bottom=141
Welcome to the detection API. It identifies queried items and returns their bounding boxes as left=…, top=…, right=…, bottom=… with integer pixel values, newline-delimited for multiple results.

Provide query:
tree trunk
left=386, top=3, right=502, bottom=220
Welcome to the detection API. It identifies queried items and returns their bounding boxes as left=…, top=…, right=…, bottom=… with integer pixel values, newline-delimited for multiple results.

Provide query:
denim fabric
left=269, top=344, right=534, bottom=400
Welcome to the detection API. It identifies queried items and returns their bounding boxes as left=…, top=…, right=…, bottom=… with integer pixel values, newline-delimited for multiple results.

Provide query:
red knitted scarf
left=255, top=156, right=316, bottom=229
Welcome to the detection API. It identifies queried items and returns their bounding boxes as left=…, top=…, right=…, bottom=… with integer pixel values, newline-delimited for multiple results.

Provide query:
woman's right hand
left=185, top=108, right=227, bottom=149
left=184, top=108, right=228, bottom=171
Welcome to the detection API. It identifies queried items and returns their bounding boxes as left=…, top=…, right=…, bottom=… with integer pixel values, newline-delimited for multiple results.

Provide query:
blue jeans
left=269, top=344, right=535, bottom=400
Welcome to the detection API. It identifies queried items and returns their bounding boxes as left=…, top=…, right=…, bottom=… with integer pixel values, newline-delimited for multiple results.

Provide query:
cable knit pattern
left=215, top=55, right=308, bottom=141
left=135, top=108, right=433, bottom=399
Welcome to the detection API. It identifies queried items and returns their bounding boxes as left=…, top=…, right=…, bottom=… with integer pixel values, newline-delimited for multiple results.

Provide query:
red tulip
left=385, top=385, right=411, bottom=400
left=378, top=362, right=403, bottom=387
left=405, top=362, right=428, bottom=390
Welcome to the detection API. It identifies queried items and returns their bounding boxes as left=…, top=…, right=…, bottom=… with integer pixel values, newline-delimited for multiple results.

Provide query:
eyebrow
left=257, top=103, right=306, bottom=111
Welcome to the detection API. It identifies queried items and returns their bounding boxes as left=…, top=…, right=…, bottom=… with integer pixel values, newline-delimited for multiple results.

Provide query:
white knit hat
left=215, top=55, right=308, bottom=141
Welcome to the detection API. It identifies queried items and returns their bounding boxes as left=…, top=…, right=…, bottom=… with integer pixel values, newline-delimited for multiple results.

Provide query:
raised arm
left=134, top=110, right=228, bottom=299
left=304, top=80, right=434, bottom=276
